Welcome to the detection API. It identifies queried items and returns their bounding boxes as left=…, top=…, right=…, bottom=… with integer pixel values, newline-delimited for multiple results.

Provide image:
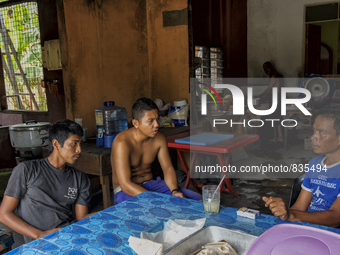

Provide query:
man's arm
left=258, top=77, right=277, bottom=98
left=74, top=204, right=98, bottom=221
left=0, top=195, right=61, bottom=240
left=288, top=191, right=340, bottom=227
left=263, top=189, right=311, bottom=221
left=263, top=190, right=340, bottom=227
left=157, top=133, right=184, bottom=198
left=112, top=138, right=147, bottom=196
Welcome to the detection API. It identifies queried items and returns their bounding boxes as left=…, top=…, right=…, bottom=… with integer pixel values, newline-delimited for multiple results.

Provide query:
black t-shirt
left=5, top=158, right=91, bottom=242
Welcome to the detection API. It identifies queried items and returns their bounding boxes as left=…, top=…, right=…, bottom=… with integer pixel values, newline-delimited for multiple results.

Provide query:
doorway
left=304, top=2, right=340, bottom=76
left=305, top=22, right=338, bottom=75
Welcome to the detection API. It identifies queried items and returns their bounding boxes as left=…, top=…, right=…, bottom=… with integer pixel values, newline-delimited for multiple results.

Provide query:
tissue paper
left=141, top=218, right=206, bottom=251
left=128, top=236, right=163, bottom=255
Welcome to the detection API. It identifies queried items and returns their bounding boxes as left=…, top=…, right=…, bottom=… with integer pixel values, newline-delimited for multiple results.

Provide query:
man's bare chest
left=130, top=146, right=159, bottom=169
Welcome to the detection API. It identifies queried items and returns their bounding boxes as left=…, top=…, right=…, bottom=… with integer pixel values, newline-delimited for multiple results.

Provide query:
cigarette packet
left=237, top=207, right=260, bottom=219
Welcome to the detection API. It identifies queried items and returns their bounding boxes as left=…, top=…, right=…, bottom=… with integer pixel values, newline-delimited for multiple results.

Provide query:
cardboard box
left=304, top=138, right=313, bottom=150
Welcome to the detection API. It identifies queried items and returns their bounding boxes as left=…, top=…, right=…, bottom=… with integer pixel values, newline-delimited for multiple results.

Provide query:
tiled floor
left=0, top=139, right=315, bottom=250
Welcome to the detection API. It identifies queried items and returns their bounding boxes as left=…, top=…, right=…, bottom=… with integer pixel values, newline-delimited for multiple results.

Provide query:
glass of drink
left=203, top=185, right=220, bottom=215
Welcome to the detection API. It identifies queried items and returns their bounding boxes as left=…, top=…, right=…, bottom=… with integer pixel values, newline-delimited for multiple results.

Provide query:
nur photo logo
left=199, top=82, right=312, bottom=128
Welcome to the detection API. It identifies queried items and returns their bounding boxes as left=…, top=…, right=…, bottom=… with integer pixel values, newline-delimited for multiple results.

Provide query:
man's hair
left=132, top=98, right=158, bottom=120
left=49, top=119, right=83, bottom=153
left=315, top=107, right=340, bottom=135
left=263, top=61, right=272, bottom=66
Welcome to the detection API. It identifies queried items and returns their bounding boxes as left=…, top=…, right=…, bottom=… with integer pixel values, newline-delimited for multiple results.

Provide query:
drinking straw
left=212, top=175, right=226, bottom=198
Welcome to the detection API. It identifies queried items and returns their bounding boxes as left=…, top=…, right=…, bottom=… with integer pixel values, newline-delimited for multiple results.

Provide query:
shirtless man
left=263, top=108, right=340, bottom=227
left=111, top=98, right=202, bottom=204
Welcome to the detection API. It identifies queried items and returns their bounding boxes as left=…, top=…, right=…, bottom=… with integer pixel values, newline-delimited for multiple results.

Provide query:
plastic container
left=244, top=224, right=340, bottom=255
left=101, top=101, right=128, bottom=135
left=173, top=98, right=188, bottom=107
left=95, top=101, right=128, bottom=147
left=104, top=134, right=116, bottom=148
left=162, top=226, right=256, bottom=255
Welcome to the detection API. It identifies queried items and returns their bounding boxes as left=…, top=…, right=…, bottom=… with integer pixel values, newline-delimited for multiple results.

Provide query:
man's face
left=263, top=64, right=272, bottom=75
left=137, top=109, right=160, bottom=137
left=311, top=116, right=340, bottom=155
left=56, top=134, right=82, bottom=165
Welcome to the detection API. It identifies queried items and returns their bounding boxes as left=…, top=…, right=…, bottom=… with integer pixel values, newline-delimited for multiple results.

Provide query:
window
left=306, top=2, right=339, bottom=23
left=0, top=0, right=47, bottom=111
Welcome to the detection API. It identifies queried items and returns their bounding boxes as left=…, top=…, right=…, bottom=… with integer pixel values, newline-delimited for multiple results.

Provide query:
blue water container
left=104, top=135, right=116, bottom=148
left=96, top=101, right=128, bottom=148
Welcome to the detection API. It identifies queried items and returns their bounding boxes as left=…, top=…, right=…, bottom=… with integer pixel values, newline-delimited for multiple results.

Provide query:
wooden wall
left=56, top=0, right=191, bottom=136
left=192, top=0, right=247, bottom=78
left=0, top=0, right=247, bottom=137
left=147, top=0, right=190, bottom=104
left=38, top=0, right=66, bottom=123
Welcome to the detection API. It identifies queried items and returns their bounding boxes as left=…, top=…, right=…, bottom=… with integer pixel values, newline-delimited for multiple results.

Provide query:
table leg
left=284, top=127, right=288, bottom=152
left=217, top=153, right=240, bottom=199
left=176, top=149, right=198, bottom=189
left=100, top=175, right=111, bottom=209
left=188, top=153, right=201, bottom=192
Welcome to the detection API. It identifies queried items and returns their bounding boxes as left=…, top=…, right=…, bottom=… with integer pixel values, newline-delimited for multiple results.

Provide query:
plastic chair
left=288, top=173, right=305, bottom=208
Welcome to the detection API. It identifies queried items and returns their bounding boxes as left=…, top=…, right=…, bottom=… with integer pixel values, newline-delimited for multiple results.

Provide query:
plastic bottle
left=102, top=101, right=128, bottom=135
left=95, top=101, right=128, bottom=148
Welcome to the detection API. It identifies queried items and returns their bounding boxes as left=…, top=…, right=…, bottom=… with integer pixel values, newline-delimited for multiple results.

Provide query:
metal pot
left=9, top=120, right=51, bottom=150
left=207, top=102, right=223, bottom=111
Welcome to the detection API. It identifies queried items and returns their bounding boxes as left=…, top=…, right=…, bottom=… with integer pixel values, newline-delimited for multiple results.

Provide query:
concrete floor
left=0, top=138, right=315, bottom=250
left=186, top=139, right=315, bottom=215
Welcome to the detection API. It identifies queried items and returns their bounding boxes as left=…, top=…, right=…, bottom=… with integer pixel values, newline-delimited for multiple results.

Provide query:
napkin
left=128, top=236, right=163, bottom=255
left=141, top=218, right=206, bottom=251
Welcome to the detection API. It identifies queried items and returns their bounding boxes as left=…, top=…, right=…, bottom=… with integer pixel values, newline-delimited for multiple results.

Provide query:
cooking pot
left=9, top=120, right=51, bottom=150
left=207, top=101, right=223, bottom=111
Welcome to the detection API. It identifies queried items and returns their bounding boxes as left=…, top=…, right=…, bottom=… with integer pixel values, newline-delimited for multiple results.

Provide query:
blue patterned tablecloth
left=7, top=191, right=340, bottom=255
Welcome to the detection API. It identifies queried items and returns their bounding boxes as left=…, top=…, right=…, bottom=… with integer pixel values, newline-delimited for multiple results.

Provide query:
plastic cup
left=173, top=98, right=188, bottom=106
left=203, top=185, right=220, bottom=215
left=82, top=128, right=87, bottom=142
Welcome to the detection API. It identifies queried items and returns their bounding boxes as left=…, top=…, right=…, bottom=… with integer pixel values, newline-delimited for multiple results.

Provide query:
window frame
left=0, top=0, right=47, bottom=112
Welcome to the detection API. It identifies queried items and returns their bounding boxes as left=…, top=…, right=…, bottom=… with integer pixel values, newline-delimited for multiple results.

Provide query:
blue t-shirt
left=302, top=155, right=340, bottom=212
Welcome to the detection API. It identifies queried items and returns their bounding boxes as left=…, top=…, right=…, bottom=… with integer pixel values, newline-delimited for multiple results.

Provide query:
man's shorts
left=114, top=177, right=202, bottom=204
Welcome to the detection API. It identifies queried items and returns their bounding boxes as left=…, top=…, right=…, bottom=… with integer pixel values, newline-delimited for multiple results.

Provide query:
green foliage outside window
left=0, top=1, right=47, bottom=111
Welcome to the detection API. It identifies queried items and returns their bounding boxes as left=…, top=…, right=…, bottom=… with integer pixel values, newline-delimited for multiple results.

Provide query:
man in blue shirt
left=263, top=108, right=340, bottom=227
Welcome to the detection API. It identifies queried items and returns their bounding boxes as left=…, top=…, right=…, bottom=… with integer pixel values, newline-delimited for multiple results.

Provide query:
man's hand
left=262, top=196, right=289, bottom=221
left=37, top=228, right=62, bottom=239
left=172, top=191, right=185, bottom=198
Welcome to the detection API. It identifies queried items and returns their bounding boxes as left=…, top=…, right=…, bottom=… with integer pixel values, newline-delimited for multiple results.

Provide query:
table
left=7, top=191, right=340, bottom=255
left=167, top=131, right=259, bottom=198
left=70, top=141, right=112, bottom=209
